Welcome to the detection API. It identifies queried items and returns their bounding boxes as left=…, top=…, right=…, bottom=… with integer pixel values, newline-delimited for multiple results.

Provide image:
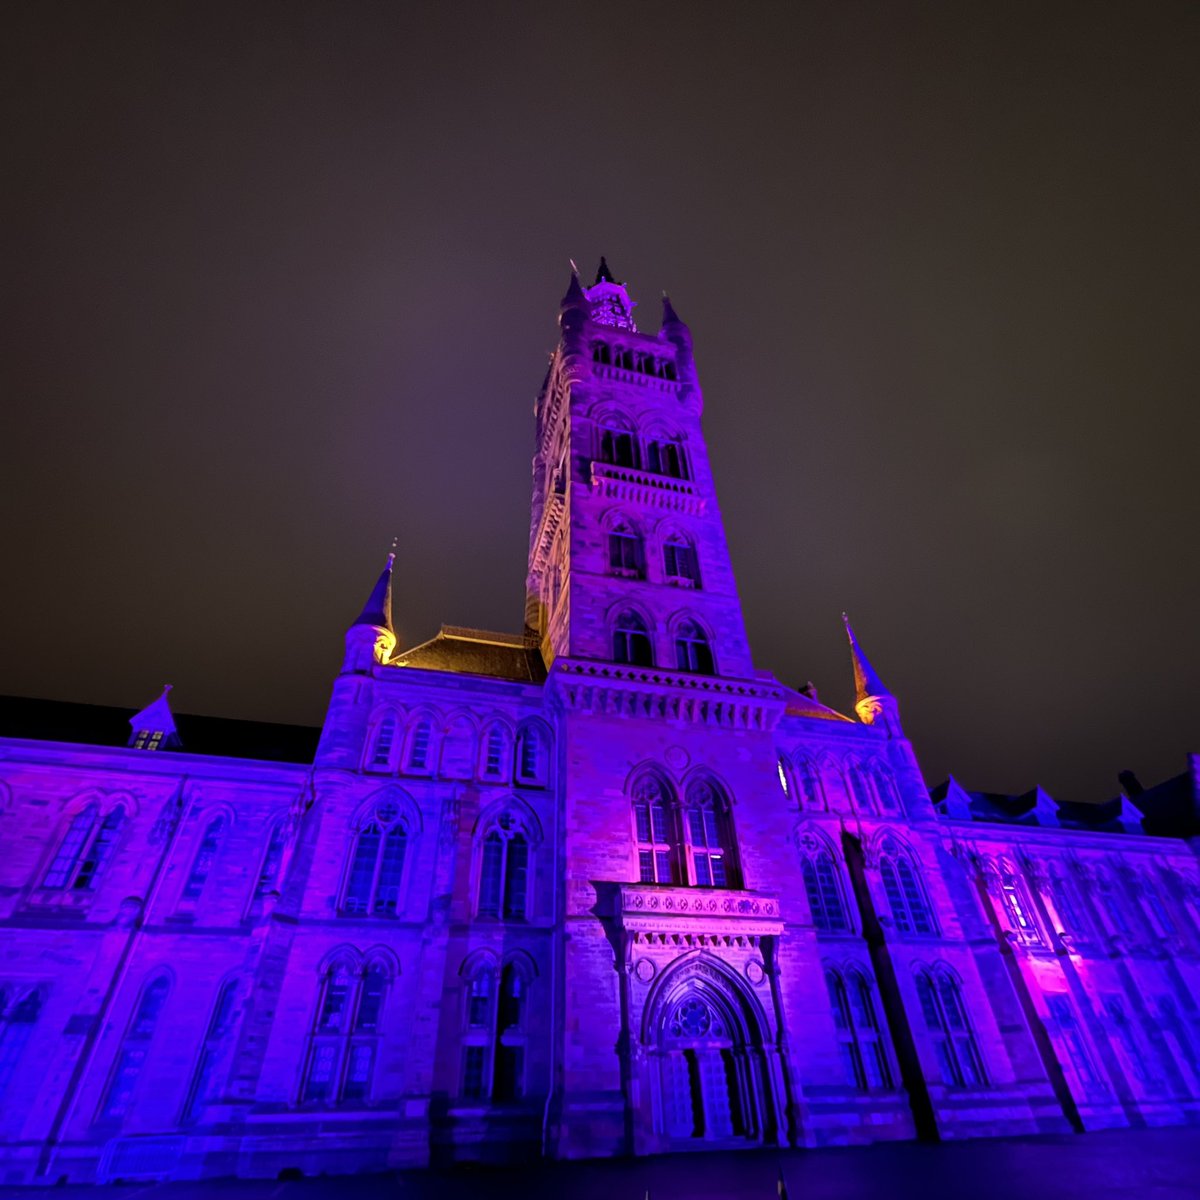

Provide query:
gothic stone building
left=1, top=262, right=1199, bottom=1184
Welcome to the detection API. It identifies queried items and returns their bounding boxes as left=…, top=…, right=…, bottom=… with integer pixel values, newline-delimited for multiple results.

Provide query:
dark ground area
left=7, top=1128, right=1200, bottom=1200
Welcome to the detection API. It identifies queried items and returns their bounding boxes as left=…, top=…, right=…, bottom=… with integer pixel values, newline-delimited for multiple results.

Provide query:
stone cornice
left=547, top=659, right=787, bottom=729
left=615, top=883, right=783, bottom=940
left=590, top=462, right=706, bottom=515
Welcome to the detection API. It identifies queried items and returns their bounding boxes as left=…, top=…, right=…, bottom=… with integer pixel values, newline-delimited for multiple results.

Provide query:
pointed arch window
left=368, top=713, right=398, bottom=770
left=999, top=868, right=1043, bottom=945
left=1046, top=994, right=1102, bottom=1091
left=613, top=610, right=653, bottom=667
left=880, top=841, right=935, bottom=935
left=461, top=959, right=530, bottom=1101
left=43, top=805, right=124, bottom=891
left=608, top=520, right=644, bottom=579
left=478, top=813, right=530, bottom=920
left=254, top=822, right=288, bottom=900
left=342, top=801, right=408, bottom=916
left=846, top=766, right=877, bottom=815
left=915, top=970, right=984, bottom=1087
left=99, top=976, right=170, bottom=1121
left=646, top=437, right=686, bottom=479
left=684, top=780, right=737, bottom=887
left=1049, top=872, right=1092, bottom=940
left=302, top=962, right=390, bottom=1105
left=516, top=724, right=549, bottom=786
left=183, top=980, right=239, bottom=1123
left=826, top=969, right=891, bottom=1090
left=674, top=620, right=714, bottom=674
left=404, top=719, right=433, bottom=774
left=633, top=775, right=677, bottom=884
left=0, top=986, right=42, bottom=1103
left=663, top=534, right=699, bottom=587
left=182, top=817, right=224, bottom=901
left=481, top=725, right=508, bottom=780
left=796, top=760, right=825, bottom=810
left=599, top=422, right=638, bottom=468
left=802, top=847, right=849, bottom=932
left=1140, top=875, right=1178, bottom=937
left=1096, top=868, right=1132, bottom=938
left=1103, top=995, right=1158, bottom=1087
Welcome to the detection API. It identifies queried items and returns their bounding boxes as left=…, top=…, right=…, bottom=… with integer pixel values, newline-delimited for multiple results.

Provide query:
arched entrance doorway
left=644, top=960, right=776, bottom=1146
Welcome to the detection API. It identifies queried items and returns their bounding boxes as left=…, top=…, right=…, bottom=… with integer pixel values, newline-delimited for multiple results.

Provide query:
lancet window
left=302, top=962, right=389, bottom=1105
left=1103, top=995, right=1158, bottom=1088
left=879, top=839, right=936, bottom=935
left=368, top=713, right=398, bottom=769
left=99, top=975, right=170, bottom=1121
left=342, top=800, right=409, bottom=916
left=684, top=779, right=738, bottom=887
left=253, top=822, right=287, bottom=900
left=1139, top=874, right=1178, bottom=937
left=646, top=437, right=686, bottom=479
left=43, top=804, right=125, bottom=891
left=826, top=969, right=891, bottom=1089
left=461, top=959, right=529, bottom=1102
left=183, top=980, right=239, bottom=1123
left=663, top=533, right=699, bottom=587
left=674, top=619, right=714, bottom=674
left=599, top=422, right=638, bottom=468
left=608, top=520, right=644, bottom=578
left=801, top=845, right=849, bottom=932
left=613, top=610, right=654, bottom=667
left=481, top=724, right=508, bottom=780
left=998, top=867, right=1043, bottom=946
left=633, top=775, right=677, bottom=885
left=182, top=817, right=225, bottom=902
left=1046, top=994, right=1102, bottom=1091
left=0, top=986, right=42, bottom=1103
left=914, top=969, right=985, bottom=1088
left=478, top=812, right=530, bottom=920
left=516, top=723, right=549, bottom=786
left=404, top=719, right=433, bottom=773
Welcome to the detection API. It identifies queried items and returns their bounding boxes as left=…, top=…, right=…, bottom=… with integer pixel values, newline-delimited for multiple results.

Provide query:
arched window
left=461, top=960, right=531, bottom=1101
left=1095, top=868, right=1132, bottom=938
left=100, top=976, right=170, bottom=1121
left=302, top=962, right=390, bottom=1105
left=796, top=759, right=826, bottom=810
left=342, top=800, right=408, bottom=916
left=684, top=779, right=737, bottom=887
left=1140, top=875, right=1178, bottom=937
left=43, top=805, right=124, bottom=891
left=802, top=848, right=849, bottom=932
left=674, top=620, right=714, bottom=674
left=632, top=775, right=677, bottom=884
left=845, top=766, right=876, bottom=816
left=182, top=817, right=224, bottom=902
left=183, top=980, right=239, bottom=1123
left=613, top=610, right=653, bottom=667
left=599, top=421, right=638, bottom=468
left=1046, top=994, right=1101, bottom=1090
left=663, top=534, right=699, bottom=587
left=404, top=719, right=434, bottom=773
left=914, top=970, right=985, bottom=1087
left=481, top=724, right=508, bottom=780
left=516, top=723, right=549, bottom=786
left=253, top=822, right=287, bottom=900
left=1049, top=871, right=1091, bottom=940
left=0, top=987, right=41, bottom=1103
left=608, top=520, right=644, bottom=578
left=999, top=867, right=1042, bottom=945
left=592, top=341, right=611, bottom=365
left=879, top=840, right=935, bottom=934
left=1103, top=994, right=1156, bottom=1087
left=872, top=765, right=901, bottom=812
left=368, top=713, right=398, bottom=770
left=826, top=969, right=891, bottom=1089
left=646, top=437, right=686, bottom=479
left=478, top=813, right=530, bottom=920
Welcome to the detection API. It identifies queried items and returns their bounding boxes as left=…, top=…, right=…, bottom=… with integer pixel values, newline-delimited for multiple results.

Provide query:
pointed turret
left=343, top=553, right=398, bottom=673
left=560, top=265, right=588, bottom=316
left=843, top=613, right=899, bottom=732
left=661, top=292, right=684, bottom=329
left=659, top=291, right=699, bottom=401
left=128, top=685, right=181, bottom=750
left=594, top=256, right=617, bottom=284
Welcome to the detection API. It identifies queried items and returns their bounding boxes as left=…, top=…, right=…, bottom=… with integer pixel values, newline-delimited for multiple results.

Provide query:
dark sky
left=2, top=3, right=1197, bottom=803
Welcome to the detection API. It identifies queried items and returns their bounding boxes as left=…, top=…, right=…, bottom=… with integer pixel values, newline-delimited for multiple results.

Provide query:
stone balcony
left=591, top=361, right=683, bottom=394
left=590, top=461, right=705, bottom=514
left=615, top=883, right=784, bottom=948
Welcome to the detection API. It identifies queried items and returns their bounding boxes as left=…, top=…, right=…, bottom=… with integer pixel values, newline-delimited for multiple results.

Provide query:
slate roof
left=0, top=695, right=320, bottom=764
left=391, top=626, right=547, bottom=684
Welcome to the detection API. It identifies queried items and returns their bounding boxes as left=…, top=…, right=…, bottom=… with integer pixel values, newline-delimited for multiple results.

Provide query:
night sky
left=2, top=3, right=1197, bottom=803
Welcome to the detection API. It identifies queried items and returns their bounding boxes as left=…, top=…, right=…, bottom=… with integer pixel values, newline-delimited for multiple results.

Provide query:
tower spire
left=594, top=255, right=617, bottom=285
left=843, top=613, right=890, bottom=704
left=343, top=551, right=398, bottom=673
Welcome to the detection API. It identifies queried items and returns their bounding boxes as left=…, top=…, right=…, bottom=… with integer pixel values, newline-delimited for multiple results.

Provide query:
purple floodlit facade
left=1, top=264, right=1199, bottom=1184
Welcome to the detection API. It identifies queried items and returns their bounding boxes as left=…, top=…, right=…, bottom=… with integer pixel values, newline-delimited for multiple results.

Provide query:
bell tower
left=525, top=260, right=755, bottom=680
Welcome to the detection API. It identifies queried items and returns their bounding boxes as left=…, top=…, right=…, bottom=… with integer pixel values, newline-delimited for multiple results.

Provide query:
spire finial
left=595, top=255, right=616, bottom=284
